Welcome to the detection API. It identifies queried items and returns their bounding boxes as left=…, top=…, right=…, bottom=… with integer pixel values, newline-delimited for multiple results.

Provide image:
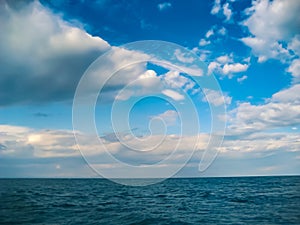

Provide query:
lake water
left=1, top=176, right=299, bottom=224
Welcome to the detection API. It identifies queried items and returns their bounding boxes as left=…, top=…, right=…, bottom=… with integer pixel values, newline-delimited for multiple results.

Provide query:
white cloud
left=211, top=0, right=233, bottom=22
left=174, top=49, right=195, bottom=63
left=219, top=132, right=300, bottom=155
left=241, top=0, right=300, bottom=63
left=216, top=54, right=232, bottom=64
left=272, top=84, right=300, bottom=103
left=113, top=69, right=199, bottom=102
left=222, top=63, right=249, bottom=75
left=208, top=61, right=221, bottom=75
left=154, top=60, right=204, bottom=76
left=205, top=29, right=214, bottom=39
left=157, top=2, right=172, bottom=11
left=287, top=59, right=300, bottom=80
left=241, top=37, right=290, bottom=63
left=211, top=0, right=221, bottom=15
left=2, top=123, right=299, bottom=177
left=162, top=89, right=185, bottom=101
left=218, top=27, right=227, bottom=36
left=0, top=124, right=212, bottom=177
left=288, top=35, right=300, bottom=56
left=228, top=84, right=300, bottom=134
left=161, top=71, right=195, bottom=92
left=237, top=75, right=248, bottom=83
left=199, top=39, right=211, bottom=46
left=222, top=3, right=232, bottom=21
left=208, top=54, right=249, bottom=78
left=244, top=0, right=300, bottom=41
left=202, top=89, right=232, bottom=106
left=152, top=110, right=179, bottom=126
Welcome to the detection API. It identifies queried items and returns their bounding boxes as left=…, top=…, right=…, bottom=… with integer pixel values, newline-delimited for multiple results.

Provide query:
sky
left=0, top=0, right=299, bottom=179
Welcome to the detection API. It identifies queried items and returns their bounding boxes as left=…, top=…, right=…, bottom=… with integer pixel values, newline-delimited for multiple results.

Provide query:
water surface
left=1, top=176, right=299, bottom=224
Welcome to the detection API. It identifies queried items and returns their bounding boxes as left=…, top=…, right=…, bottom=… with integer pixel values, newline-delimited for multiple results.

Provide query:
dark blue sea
left=0, top=176, right=299, bottom=224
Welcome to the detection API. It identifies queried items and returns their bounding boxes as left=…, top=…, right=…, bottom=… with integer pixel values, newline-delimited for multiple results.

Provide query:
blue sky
left=0, top=0, right=299, bottom=178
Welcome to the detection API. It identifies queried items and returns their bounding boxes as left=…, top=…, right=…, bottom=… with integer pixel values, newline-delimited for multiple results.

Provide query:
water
left=0, top=176, right=299, bottom=224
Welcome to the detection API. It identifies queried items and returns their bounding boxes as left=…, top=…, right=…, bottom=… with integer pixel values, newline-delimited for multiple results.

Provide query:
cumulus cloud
left=202, top=89, right=232, bottom=106
left=241, top=36, right=290, bottom=63
left=227, top=84, right=300, bottom=134
left=0, top=1, right=111, bottom=105
left=241, top=0, right=300, bottom=63
left=208, top=53, right=249, bottom=78
left=287, top=59, right=300, bottom=81
left=222, top=63, right=249, bottom=75
left=161, top=71, right=196, bottom=93
left=114, top=69, right=198, bottom=101
left=2, top=1, right=186, bottom=106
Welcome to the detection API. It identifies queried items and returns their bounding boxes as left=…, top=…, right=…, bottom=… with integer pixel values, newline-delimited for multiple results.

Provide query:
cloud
left=208, top=54, right=249, bottom=78
left=151, top=110, right=179, bottom=126
left=202, top=88, right=232, bottom=106
left=198, top=26, right=227, bottom=48
left=222, top=3, right=232, bottom=22
left=161, top=71, right=196, bottom=93
left=218, top=132, right=300, bottom=157
left=0, top=124, right=212, bottom=177
left=227, top=84, right=300, bottom=134
left=237, top=75, right=248, bottom=83
left=222, top=63, right=249, bottom=75
left=241, top=0, right=300, bottom=63
left=287, top=59, right=300, bottom=81
left=241, top=37, right=290, bottom=63
left=174, top=49, right=195, bottom=63
left=288, top=35, right=300, bottom=56
left=211, top=0, right=221, bottom=15
left=0, top=1, right=166, bottom=106
left=1, top=1, right=209, bottom=106
left=114, top=69, right=198, bottom=101
left=0, top=1, right=110, bottom=106
left=199, top=39, right=211, bottom=46
left=216, top=54, right=233, bottom=64
left=157, top=2, right=172, bottom=11
left=1, top=123, right=298, bottom=177
left=211, top=0, right=233, bottom=22
left=205, top=29, right=214, bottom=39
left=162, top=89, right=185, bottom=101
left=218, top=27, right=227, bottom=36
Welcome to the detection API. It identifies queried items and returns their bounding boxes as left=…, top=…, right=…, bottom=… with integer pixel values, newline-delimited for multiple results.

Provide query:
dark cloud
left=0, top=1, right=110, bottom=106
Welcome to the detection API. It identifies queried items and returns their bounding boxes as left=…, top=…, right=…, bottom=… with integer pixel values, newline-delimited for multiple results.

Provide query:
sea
left=0, top=176, right=299, bottom=224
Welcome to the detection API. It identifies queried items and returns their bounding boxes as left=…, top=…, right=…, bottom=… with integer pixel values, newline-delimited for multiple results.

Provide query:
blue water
left=0, top=176, right=299, bottom=224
